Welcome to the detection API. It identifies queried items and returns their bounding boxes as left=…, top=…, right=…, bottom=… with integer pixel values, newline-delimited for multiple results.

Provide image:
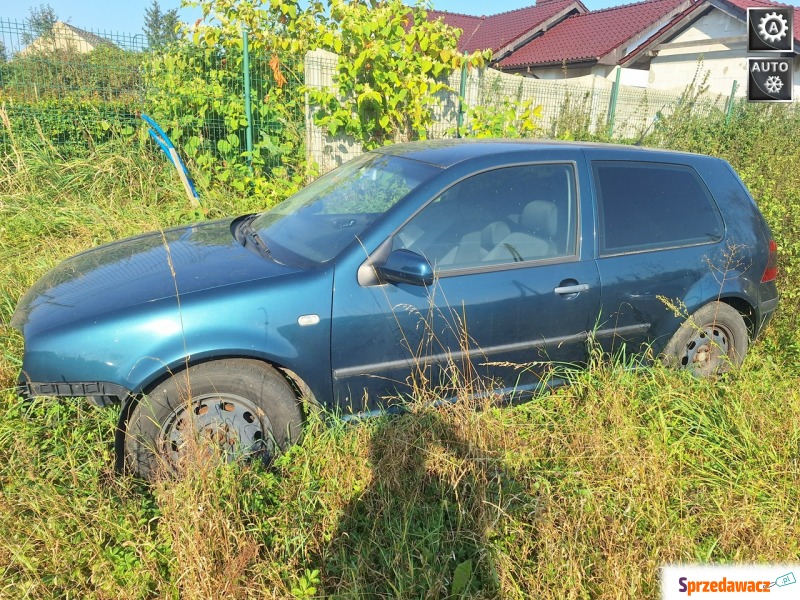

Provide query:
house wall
left=612, top=67, right=649, bottom=88
left=649, top=7, right=800, bottom=97
left=19, top=22, right=97, bottom=55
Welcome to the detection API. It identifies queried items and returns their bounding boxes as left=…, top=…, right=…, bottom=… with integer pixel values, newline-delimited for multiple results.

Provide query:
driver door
left=330, top=161, right=600, bottom=415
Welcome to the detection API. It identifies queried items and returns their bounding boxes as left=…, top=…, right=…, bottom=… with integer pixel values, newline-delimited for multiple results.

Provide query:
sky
left=3, top=0, right=627, bottom=36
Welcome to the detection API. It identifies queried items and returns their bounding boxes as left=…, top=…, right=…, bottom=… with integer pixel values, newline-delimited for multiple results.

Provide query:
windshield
left=252, top=152, right=438, bottom=266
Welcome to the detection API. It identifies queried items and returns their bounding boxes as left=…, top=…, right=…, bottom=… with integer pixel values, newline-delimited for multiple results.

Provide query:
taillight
left=761, top=239, right=778, bottom=283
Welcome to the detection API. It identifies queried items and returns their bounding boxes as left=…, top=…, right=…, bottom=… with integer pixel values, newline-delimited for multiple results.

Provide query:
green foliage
left=186, top=0, right=488, bottom=150
left=145, top=0, right=487, bottom=194
left=0, top=43, right=143, bottom=159
left=461, top=99, right=542, bottom=139
left=291, top=568, right=320, bottom=598
left=0, top=45, right=142, bottom=102
left=0, top=98, right=138, bottom=156
left=551, top=89, right=598, bottom=140
left=451, top=559, right=473, bottom=598
left=456, top=73, right=543, bottom=139
left=299, top=0, right=489, bottom=148
left=144, top=7, right=306, bottom=200
left=143, top=0, right=180, bottom=49
left=21, top=3, right=58, bottom=46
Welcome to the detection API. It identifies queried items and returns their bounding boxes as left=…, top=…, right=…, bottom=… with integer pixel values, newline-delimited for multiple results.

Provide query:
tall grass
left=0, top=109, right=798, bottom=598
left=644, top=101, right=800, bottom=370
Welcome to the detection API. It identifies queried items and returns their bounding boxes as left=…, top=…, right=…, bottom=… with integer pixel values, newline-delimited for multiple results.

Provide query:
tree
left=21, top=3, right=58, bottom=45
left=143, top=0, right=180, bottom=49
left=185, top=0, right=490, bottom=147
left=145, top=0, right=490, bottom=195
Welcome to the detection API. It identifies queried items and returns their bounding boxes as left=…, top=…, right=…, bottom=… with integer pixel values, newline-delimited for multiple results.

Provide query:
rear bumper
left=756, top=295, right=779, bottom=336
left=17, top=379, right=131, bottom=407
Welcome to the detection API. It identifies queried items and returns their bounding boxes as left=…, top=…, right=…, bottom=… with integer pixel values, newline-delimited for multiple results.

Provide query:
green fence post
left=456, top=57, right=467, bottom=137
left=242, top=28, right=254, bottom=174
left=726, top=80, right=739, bottom=124
left=606, top=66, right=621, bottom=138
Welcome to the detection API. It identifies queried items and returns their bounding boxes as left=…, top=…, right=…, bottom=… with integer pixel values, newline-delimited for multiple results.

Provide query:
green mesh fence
left=0, top=18, right=147, bottom=152
left=0, top=17, right=304, bottom=177
left=451, top=67, right=729, bottom=141
left=304, top=52, right=735, bottom=172
left=2, top=16, right=733, bottom=176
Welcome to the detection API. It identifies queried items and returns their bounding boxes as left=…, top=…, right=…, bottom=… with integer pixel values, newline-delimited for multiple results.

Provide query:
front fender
left=20, top=269, right=335, bottom=408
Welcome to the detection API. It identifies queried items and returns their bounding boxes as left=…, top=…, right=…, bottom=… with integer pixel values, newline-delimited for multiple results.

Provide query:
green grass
left=0, top=106, right=799, bottom=599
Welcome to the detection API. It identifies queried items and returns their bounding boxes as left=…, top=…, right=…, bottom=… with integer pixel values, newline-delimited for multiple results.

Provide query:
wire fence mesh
left=0, top=17, right=305, bottom=173
left=304, top=50, right=734, bottom=172
left=0, top=18, right=148, bottom=152
left=1, top=17, right=735, bottom=176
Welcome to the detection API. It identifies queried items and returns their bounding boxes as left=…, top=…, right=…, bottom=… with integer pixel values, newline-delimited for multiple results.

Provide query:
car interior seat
left=520, top=200, right=558, bottom=255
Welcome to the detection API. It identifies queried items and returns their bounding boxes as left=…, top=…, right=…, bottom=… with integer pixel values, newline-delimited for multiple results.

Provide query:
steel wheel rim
left=680, top=324, right=732, bottom=377
left=160, top=393, right=273, bottom=468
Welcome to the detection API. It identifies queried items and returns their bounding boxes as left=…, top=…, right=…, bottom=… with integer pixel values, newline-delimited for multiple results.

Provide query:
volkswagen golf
left=11, top=140, right=779, bottom=478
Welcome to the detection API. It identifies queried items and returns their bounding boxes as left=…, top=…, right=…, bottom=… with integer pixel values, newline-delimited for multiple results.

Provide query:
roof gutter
left=597, top=0, right=696, bottom=66
left=620, top=1, right=712, bottom=66
left=502, top=58, right=599, bottom=72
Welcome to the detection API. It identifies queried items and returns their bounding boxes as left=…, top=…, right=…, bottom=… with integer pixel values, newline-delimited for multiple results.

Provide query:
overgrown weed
left=0, top=105, right=798, bottom=598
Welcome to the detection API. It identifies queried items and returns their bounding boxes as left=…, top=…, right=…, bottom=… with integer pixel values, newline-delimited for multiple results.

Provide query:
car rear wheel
left=124, top=359, right=302, bottom=480
left=661, top=302, right=749, bottom=377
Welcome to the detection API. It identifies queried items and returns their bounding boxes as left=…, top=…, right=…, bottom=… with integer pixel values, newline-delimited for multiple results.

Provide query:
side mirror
left=376, top=249, right=434, bottom=286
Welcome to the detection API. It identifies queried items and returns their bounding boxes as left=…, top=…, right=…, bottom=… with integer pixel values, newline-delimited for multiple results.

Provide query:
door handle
left=554, top=283, right=589, bottom=295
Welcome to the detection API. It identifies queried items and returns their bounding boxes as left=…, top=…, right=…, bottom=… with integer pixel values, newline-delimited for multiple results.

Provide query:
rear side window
left=593, top=161, right=723, bottom=255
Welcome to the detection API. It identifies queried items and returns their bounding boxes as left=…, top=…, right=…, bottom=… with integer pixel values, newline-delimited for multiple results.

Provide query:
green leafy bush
left=0, top=97, right=138, bottom=154
left=0, top=45, right=142, bottom=103
left=144, top=40, right=305, bottom=199
left=297, top=0, right=488, bottom=148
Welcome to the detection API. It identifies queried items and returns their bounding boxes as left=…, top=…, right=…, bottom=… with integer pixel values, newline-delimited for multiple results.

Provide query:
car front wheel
left=124, top=359, right=302, bottom=480
left=661, top=301, right=749, bottom=377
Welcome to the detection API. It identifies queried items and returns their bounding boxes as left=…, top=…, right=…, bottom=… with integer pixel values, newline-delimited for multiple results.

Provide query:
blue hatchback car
left=12, top=140, right=779, bottom=477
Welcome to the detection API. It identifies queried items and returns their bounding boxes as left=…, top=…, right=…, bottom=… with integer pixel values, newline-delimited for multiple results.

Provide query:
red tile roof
left=426, top=10, right=483, bottom=51
left=714, top=0, right=800, bottom=43
left=429, top=1, right=585, bottom=54
left=619, top=0, right=709, bottom=64
left=498, top=0, right=693, bottom=68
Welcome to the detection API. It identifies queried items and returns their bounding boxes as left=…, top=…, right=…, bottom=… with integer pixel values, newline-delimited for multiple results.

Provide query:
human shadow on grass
left=318, top=403, right=535, bottom=598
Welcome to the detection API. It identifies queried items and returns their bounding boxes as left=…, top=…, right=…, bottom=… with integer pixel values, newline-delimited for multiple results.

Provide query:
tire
left=124, top=359, right=302, bottom=480
left=661, top=302, right=749, bottom=377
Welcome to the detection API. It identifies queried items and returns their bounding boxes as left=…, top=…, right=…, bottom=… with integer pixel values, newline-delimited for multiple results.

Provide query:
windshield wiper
left=237, top=216, right=272, bottom=259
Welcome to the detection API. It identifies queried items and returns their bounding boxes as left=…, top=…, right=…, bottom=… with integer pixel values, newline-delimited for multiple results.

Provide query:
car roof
left=372, top=138, right=707, bottom=168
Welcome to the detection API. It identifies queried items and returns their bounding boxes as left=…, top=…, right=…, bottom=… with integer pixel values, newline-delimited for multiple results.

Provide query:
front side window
left=393, top=163, right=578, bottom=272
left=593, top=161, right=723, bottom=255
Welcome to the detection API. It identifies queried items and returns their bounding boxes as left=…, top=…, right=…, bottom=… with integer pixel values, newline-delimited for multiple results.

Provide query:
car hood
left=11, top=218, right=301, bottom=334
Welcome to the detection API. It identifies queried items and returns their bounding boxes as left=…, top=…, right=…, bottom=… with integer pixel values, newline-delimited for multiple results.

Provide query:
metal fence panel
left=0, top=17, right=304, bottom=175
left=2, top=18, right=734, bottom=178
left=303, top=52, right=732, bottom=172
